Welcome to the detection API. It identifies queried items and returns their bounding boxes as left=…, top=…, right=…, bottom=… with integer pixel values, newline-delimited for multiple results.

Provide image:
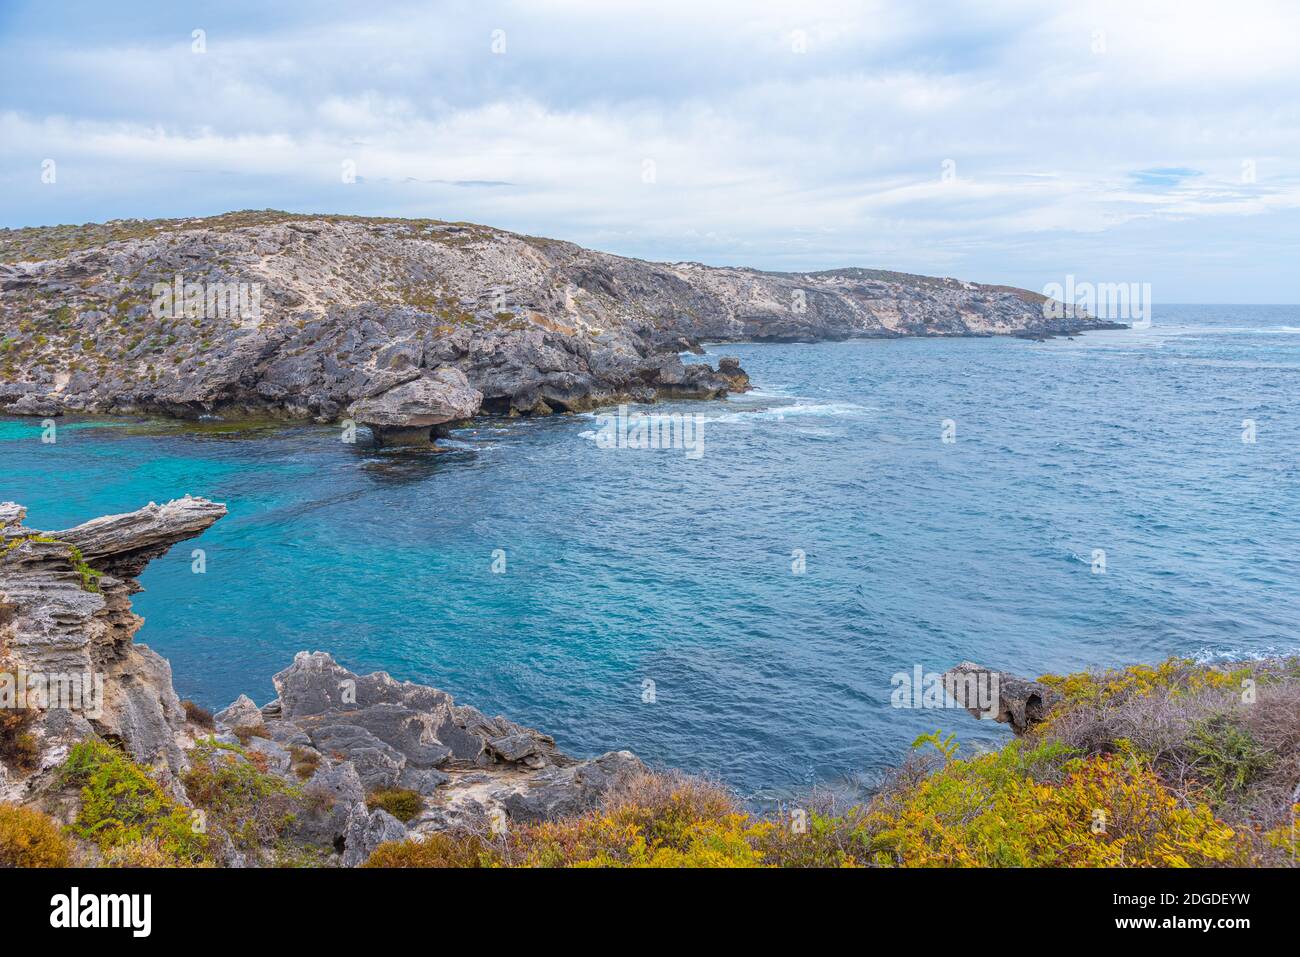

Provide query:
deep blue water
left=4, top=304, right=1299, bottom=800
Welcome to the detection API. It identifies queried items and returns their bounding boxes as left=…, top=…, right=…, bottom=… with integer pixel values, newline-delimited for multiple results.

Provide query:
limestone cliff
left=0, top=210, right=1108, bottom=423
left=0, top=496, right=225, bottom=799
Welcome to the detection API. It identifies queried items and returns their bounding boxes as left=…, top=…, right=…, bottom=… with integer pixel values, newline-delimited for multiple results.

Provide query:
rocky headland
left=0, top=211, right=1113, bottom=443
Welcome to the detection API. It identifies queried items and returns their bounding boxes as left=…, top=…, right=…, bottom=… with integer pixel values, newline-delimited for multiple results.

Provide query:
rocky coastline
left=2, top=497, right=1296, bottom=868
left=1, top=497, right=647, bottom=865
left=0, top=211, right=1114, bottom=441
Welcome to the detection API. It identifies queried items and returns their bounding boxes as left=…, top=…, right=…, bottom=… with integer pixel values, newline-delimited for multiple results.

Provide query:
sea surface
left=4, top=304, right=1299, bottom=801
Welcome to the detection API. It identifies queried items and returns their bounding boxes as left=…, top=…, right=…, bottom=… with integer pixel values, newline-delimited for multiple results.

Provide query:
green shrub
left=182, top=741, right=300, bottom=854
left=59, top=739, right=209, bottom=866
left=365, top=788, right=423, bottom=823
left=1188, top=716, right=1274, bottom=799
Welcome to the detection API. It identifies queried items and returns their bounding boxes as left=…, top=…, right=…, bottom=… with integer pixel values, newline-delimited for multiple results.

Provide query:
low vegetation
left=366, top=656, right=1300, bottom=868
left=0, top=803, right=73, bottom=867
left=0, top=703, right=40, bottom=772
left=3, top=656, right=1293, bottom=868
left=181, top=699, right=216, bottom=729
left=58, top=739, right=210, bottom=866
left=181, top=740, right=302, bottom=858
left=365, top=787, right=423, bottom=823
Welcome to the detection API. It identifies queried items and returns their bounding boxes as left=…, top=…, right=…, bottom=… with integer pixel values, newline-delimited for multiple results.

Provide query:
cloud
left=1, top=0, right=1298, bottom=300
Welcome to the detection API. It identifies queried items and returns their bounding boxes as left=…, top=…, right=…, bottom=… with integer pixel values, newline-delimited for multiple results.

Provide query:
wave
left=707, top=401, right=876, bottom=423
left=1141, top=324, right=1300, bottom=336
left=1191, top=645, right=1300, bottom=664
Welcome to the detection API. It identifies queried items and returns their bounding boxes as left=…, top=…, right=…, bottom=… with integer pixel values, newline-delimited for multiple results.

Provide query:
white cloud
left=2, top=0, right=1298, bottom=299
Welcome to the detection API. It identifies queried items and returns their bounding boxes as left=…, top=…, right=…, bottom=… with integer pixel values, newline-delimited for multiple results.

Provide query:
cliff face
left=0, top=211, right=1105, bottom=422
left=0, top=497, right=225, bottom=800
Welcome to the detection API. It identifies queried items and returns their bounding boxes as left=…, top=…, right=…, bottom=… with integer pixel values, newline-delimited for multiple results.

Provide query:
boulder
left=215, top=694, right=263, bottom=730
left=941, top=662, right=1060, bottom=734
left=294, top=762, right=366, bottom=847
left=347, top=365, right=482, bottom=446
left=342, top=807, right=408, bottom=867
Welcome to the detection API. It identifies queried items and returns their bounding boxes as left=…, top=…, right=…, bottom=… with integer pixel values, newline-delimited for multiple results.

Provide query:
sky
left=1, top=0, right=1298, bottom=302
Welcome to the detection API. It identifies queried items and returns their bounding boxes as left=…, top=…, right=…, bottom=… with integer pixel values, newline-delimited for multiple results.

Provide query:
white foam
left=707, top=401, right=875, bottom=423
left=1191, top=645, right=1300, bottom=664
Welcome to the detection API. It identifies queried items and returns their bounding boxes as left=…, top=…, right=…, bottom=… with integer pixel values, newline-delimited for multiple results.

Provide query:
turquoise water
left=4, top=305, right=1299, bottom=800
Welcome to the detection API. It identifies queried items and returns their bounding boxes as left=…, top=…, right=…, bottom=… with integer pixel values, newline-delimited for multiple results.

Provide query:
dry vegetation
left=3, top=656, right=1294, bottom=868
left=366, top=656, right=1300, bottom=868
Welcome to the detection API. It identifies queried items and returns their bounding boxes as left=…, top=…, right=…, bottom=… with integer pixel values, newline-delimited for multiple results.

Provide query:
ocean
left=4, top=304, right=1298, bottom=801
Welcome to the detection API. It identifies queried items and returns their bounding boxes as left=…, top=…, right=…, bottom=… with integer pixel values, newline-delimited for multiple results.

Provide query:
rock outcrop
left=0, top=497, right=226, bottom=799
left=942, top=661, right=1060, bottom=734
left=208, top=650, right=647, bottom=862
left=0, top=211, right=1112, bottom=423
left=0, top=497, right=647, bottom=865
left=347, top=365, right=483, bottom=446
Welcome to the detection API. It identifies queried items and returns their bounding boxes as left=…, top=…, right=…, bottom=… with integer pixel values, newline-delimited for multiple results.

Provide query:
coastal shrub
left=66, top=544, right=102, bottom=592
left=365, top=832, right=498, bottom=868
left=231, top=722, right=270, bottom=746
left=1187, top=716, right=1274, bottom=800
left=868, top=743, right=1242, bottom=867
left=181, top=700, right=216, bottom=730
left=755, top=799, right=883, bottom=867
left=1038, top=658, right=1251, bottom=713
left=365, top=787, right=423, bottom=823
left=289, top=745, right=321, bottom=780
left=182, top=741, right=300, bottom=854
left=0, top=803, right=73, bottom=867
left=59, top=738, right=210, bottom=866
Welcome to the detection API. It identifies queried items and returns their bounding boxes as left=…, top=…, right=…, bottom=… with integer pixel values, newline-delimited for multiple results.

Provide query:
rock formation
left=0, top=211, right=1112, bottom=423
left=0, top=497, right=226, bottom=803
left=215, top=650, right=646, bottom=861
left=942, top=661, right=1060, bottom=734
left=0, top=498, right=646, bottom=865
left=347, top=365, right=483, bottom=446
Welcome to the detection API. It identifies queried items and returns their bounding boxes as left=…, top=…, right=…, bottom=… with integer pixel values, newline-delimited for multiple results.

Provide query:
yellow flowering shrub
left=869, top=744, right=1242, bottom=867
left=1039, top=658, right=1251, bottom=711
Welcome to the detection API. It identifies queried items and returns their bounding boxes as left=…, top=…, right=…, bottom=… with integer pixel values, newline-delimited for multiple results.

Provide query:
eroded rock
left=942, top=661, right=1060, bottom=734
left=0, top=496, right=226, bottom=798
left=347, top=365, right=482, bottom=446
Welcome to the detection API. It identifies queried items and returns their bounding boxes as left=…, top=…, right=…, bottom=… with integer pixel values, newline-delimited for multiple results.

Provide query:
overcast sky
left=2, top=0, right=1297, bottom=301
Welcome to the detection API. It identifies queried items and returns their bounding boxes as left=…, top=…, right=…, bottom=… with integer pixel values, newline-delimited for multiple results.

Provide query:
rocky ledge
left=0, top=210, right=1111, bottom=429
left=0, top=498, right=645, bottom=865
left=215, top=652, right=645, bottom=866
